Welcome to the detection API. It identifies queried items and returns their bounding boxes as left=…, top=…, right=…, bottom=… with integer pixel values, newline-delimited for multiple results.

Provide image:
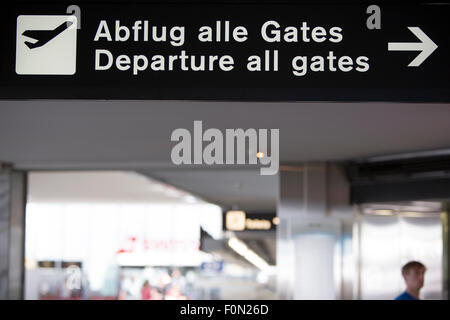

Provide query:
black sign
left=0, top=2, right=449, bottom=101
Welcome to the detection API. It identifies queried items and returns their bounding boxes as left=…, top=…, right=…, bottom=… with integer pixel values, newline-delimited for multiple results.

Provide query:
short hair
left=402, top=261, right=426, bottom=276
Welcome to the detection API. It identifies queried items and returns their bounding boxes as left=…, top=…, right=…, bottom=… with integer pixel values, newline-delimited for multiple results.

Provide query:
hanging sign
left=0, top=2, right=448, bottom=101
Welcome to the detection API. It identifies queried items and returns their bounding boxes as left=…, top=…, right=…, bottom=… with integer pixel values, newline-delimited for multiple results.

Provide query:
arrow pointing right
left=388, top=27, right=438, bottom=67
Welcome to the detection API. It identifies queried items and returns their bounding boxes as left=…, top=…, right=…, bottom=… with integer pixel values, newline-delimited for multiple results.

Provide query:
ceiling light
left=228, top=237, right=269, bottom=271
left=398, top=211, right=428, bottom=218
left=372, top=209, right=394, bottom=216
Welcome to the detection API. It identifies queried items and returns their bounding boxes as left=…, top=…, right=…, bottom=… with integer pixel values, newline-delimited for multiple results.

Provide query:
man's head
left=401, top=261, right=426, bottom=291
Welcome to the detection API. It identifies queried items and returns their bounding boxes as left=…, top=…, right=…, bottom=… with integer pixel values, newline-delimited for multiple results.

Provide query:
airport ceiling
left=1, top=100, right=450, bottom=211
left=27, top=170, right=208, bottom=205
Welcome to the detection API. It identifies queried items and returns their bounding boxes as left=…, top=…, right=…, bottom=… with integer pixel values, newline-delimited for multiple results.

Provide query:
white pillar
left=276, top=163, right=353, bottom=299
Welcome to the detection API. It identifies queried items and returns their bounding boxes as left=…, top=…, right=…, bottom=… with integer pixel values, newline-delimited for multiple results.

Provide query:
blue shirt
left=395, top=291, right=418, bottom=300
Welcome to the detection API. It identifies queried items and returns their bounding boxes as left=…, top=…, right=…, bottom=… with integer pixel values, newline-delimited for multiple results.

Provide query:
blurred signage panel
left=26, top=202, right=205, bottom=269
left=0, top=2, right=449, bottom=101
left=61, top=261, right=82, bottom=269
left=225, top=210, right=246, bottom=231
left=37, top=260, right=56, bottom=268
left=116, top=237, right=202, bottom=266
left=224, top=211, right=277, bottom=231
left=37, top=261, right=83, bottom=269
left=200, top=261, right=224, bottom=273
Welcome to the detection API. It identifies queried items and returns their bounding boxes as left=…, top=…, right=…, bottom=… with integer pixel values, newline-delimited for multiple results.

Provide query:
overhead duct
left=347, top=153, right=450, bottom=203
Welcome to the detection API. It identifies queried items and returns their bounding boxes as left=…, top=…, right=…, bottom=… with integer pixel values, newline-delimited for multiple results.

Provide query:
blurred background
left=23, top=171, right=276, bottom=300
left=20, top=169, right=447, bottom=300
left=1, top=101, right=450, bottom=300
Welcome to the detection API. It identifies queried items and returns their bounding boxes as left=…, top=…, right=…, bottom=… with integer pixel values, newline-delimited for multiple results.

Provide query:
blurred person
left=38, top=281, right=51, bottom=299
left=171, top=269, right=187, bottom=295
left=141, top=280, right=152, bottom=300
left=158, top=271, right=172, bottom=299
left=395, top=261, right=426, bottom=300
left=81, top=276, right=90, bottom=300
left=118, top=275, right=127, bottom=300
left=165, top=283, right=187, bottom=300
left=150, top=287, right=163, bottom=300
left=121, top=275, right=141, bottom=299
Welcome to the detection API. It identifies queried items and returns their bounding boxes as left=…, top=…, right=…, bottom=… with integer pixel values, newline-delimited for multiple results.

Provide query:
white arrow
left=388, top=27, right=438, bottom=67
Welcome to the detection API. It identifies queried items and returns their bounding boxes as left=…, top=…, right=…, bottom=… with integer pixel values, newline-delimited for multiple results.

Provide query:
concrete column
left=276, top=163, right=353, bottom=300
left=0, top=165, right=27, bottom=300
